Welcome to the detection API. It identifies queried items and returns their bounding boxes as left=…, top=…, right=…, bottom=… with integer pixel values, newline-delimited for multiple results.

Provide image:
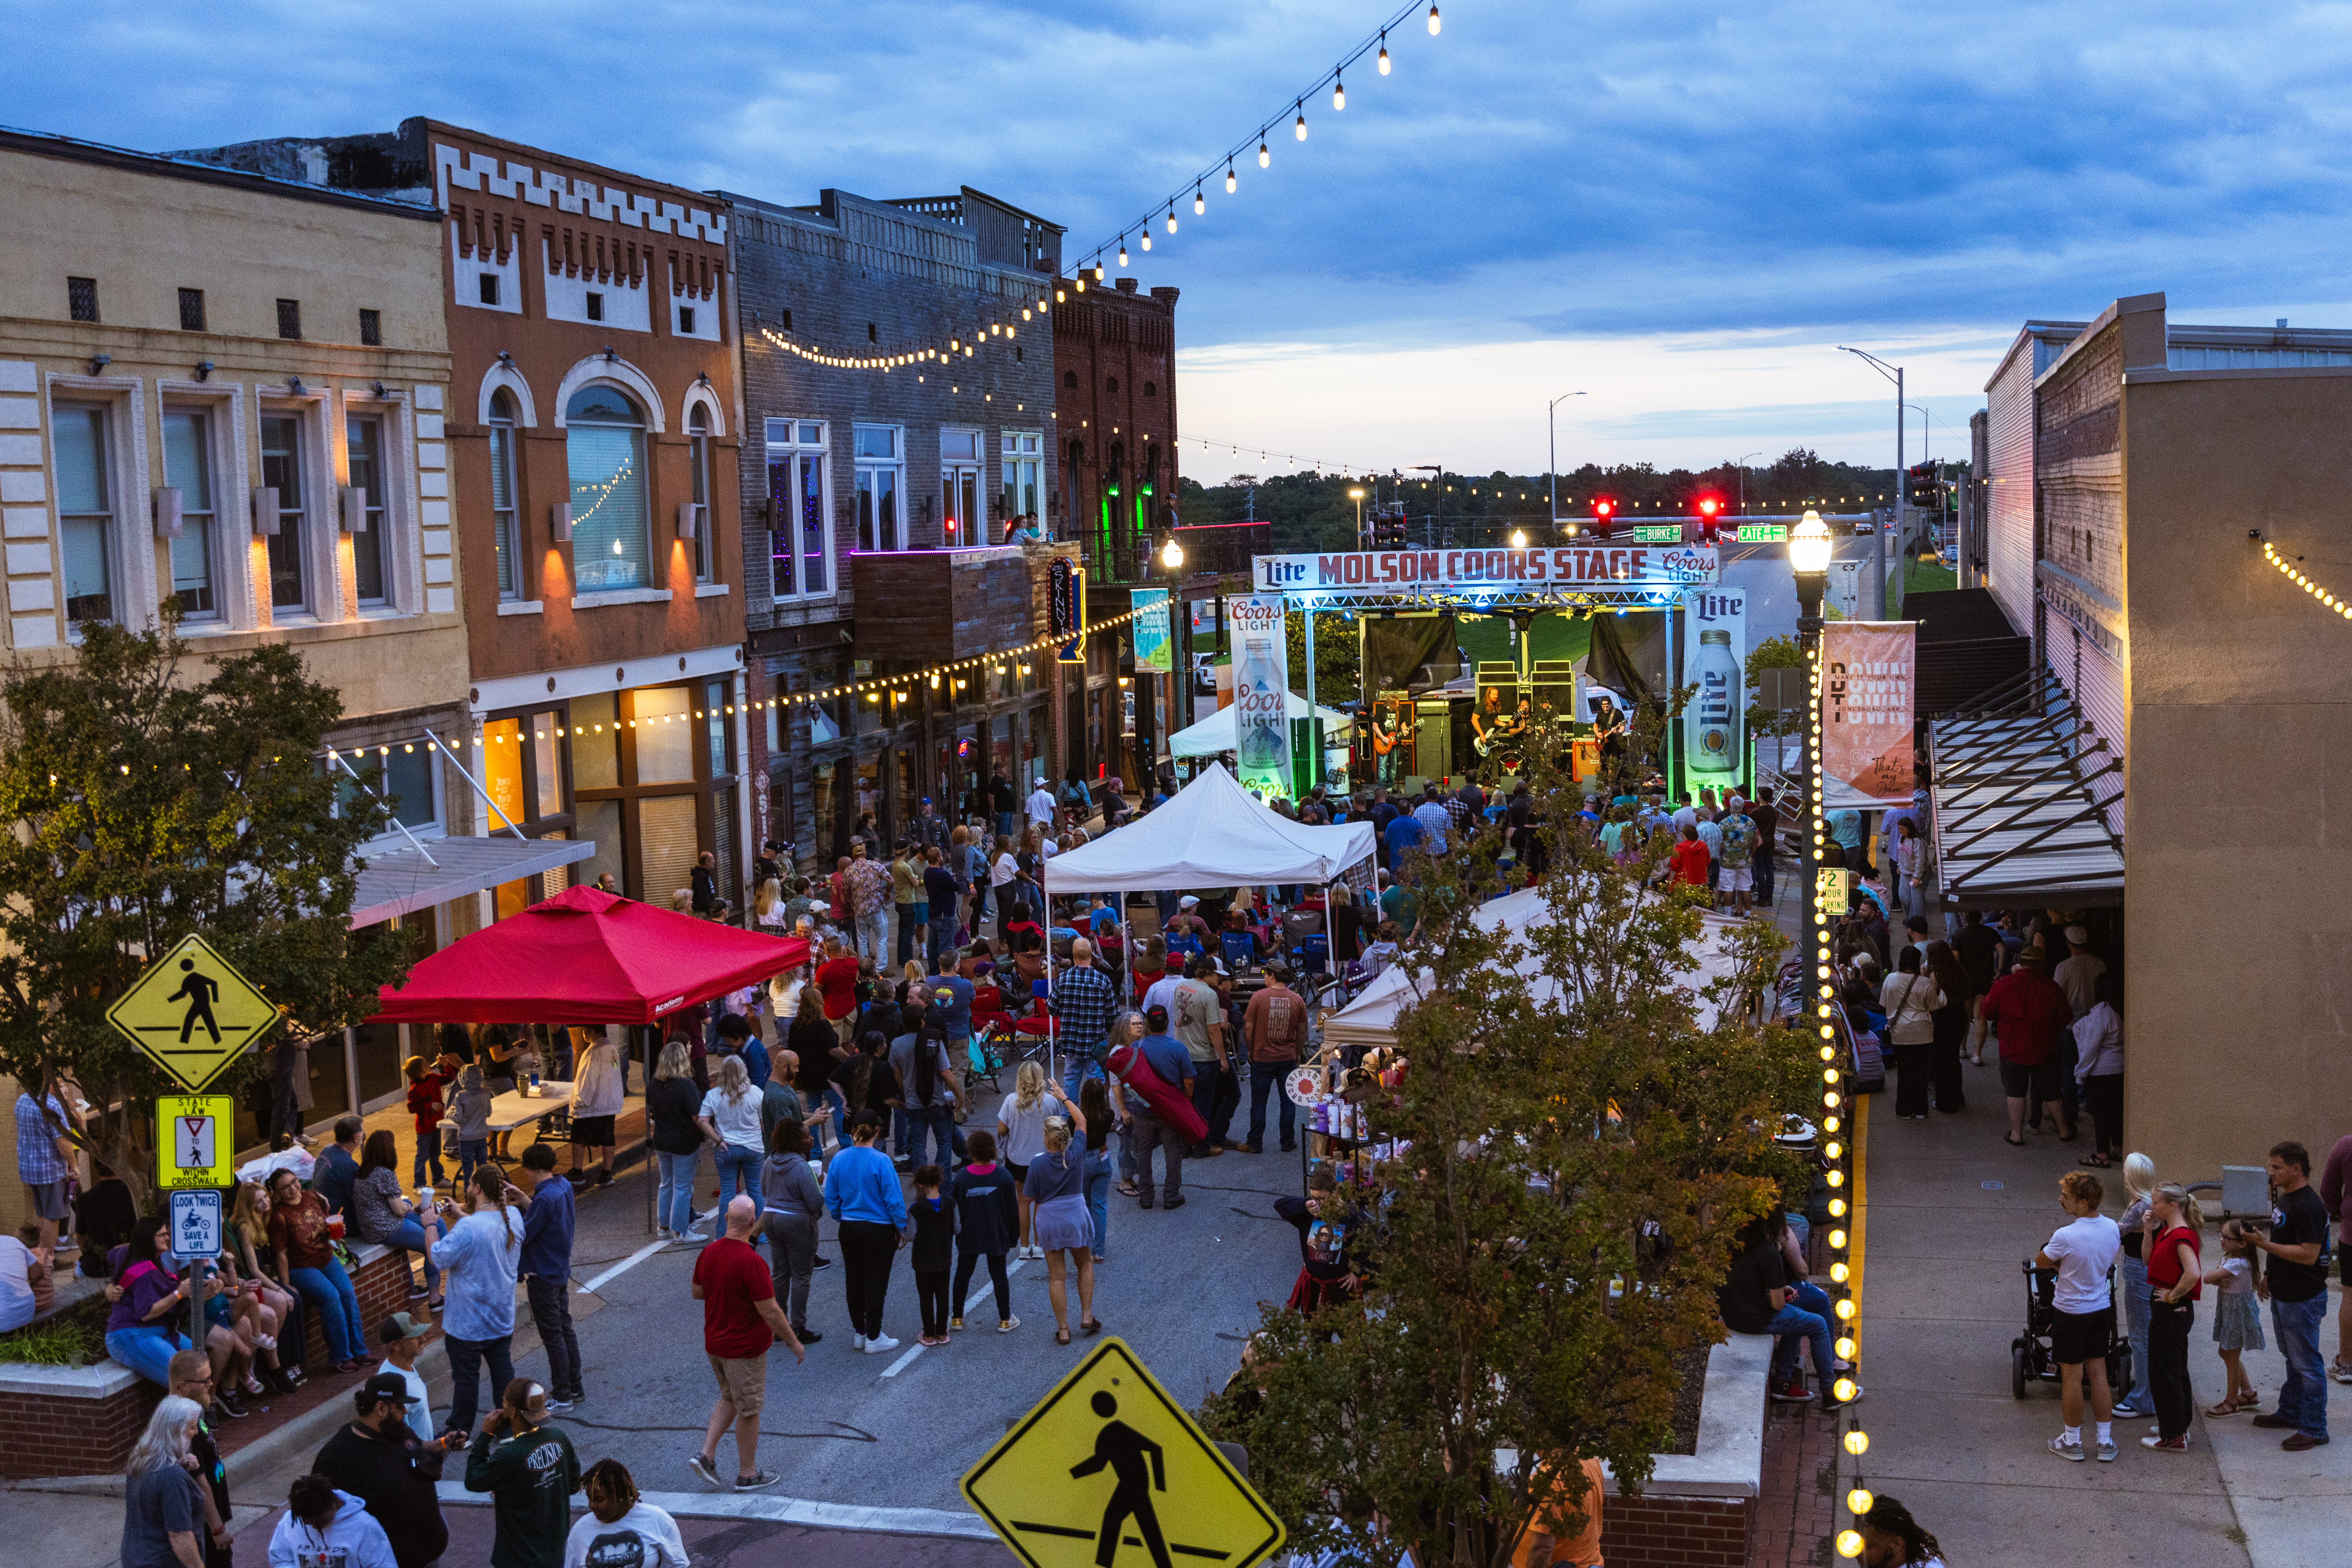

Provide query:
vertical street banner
left=1820, top=621, right=1917, bottom=804
left=1228, top=596, right=1292, bottom=797
left=1131, top=588, right=1174, bottom=673
left=1682, top=585, right=1746, bottom=797
left=1049, top=557, right=1087, bottom=664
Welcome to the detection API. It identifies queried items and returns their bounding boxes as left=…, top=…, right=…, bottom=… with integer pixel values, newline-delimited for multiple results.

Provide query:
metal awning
left=350, top=835, right=597, bottom=927
left=1928, top=668, right=2124, bottom=908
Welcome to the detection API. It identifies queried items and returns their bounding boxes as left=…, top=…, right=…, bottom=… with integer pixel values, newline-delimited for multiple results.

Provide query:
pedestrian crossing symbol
left=962, top=1337, right=1284, bottom=1568
left=107, top=933, right=280, bottom=1093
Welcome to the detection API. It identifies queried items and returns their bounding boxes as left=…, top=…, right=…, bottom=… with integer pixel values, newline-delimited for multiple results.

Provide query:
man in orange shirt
left=1512, top=1454, right=1605, bottom=1568
left=1668, top=824, right=1711, bottom=888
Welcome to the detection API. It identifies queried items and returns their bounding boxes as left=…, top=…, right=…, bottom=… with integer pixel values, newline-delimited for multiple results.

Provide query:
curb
left=434, top=1480, right=998, bottom=1541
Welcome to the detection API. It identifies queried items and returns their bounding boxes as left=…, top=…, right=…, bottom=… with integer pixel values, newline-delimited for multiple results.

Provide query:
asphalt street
left=523, top=1078, right=1301, bottom=1514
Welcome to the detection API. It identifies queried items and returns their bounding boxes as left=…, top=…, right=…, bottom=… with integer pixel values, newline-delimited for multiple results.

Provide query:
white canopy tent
left=1044, top=762, right=1376, bottom=895
left=1321, top=884, right=1749, bottom=1051
left=1165, top=692, right=1355, bottom=759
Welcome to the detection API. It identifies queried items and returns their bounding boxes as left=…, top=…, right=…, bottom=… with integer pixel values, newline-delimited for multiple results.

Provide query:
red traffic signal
left=1695, top=494, right=1723, bottom=541
left=1591, top=496, right=1617, bottom=537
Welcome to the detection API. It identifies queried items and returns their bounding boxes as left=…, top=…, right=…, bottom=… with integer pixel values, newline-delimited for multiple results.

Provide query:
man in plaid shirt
left=844, top=842, right=893, bottom=961
left=15, top=1083, right=75, bottom=1263
left=1052, top=937, right=1121, bottom=1099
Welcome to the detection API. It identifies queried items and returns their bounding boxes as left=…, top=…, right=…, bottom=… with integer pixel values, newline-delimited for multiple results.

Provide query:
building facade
left=1966, top=292, right=2352, bottom=1175
left=181, top=121, right=755, bottom=914
left=0, top=126, right=486, bottom=1156
left=726, top=186, right=1076, bottom=858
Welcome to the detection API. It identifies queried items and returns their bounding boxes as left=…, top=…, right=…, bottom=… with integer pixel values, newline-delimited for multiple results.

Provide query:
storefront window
left=632, top=685, right=694, bottom=784
left=813, top=761, right=836, bottom=849
left=576, top=800, right=623, bottom=890
left=571, top=693, right=622, bottom=790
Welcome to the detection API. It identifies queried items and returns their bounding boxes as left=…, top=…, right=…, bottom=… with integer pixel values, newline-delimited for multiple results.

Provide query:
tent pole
left=642, top=1025, right=655, bottom=1236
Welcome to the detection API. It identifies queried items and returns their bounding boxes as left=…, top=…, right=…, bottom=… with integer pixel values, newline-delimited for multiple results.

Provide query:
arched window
left=688, top=404, right=713, bottom=583
left=489, top=389, right=521, bottom=600
left=1106, top=377, right=1119, bottom=395
left=1063, top=371, right=1078, bottom=389
left=1143, top=381, right=1156, bottom=397
left=566, top=385, right=650, bottom=592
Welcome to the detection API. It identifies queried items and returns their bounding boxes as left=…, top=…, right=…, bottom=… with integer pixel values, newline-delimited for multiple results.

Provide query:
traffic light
left=1905, top=462, right=1938, bottom=509
left=1694, top=494, right=1723, bottom=542
left=1591, top=496, right=1617, bottom=538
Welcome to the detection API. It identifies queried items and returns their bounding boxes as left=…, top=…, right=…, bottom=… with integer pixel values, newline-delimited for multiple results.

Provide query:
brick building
left=180, top=120, right=755, bottom=915
left=1053, top=275, right=1181, bottom=583
left=724, top=185, right=1076, bottom=858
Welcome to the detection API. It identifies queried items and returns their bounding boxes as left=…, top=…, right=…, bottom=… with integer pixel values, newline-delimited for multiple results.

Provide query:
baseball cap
left=2064, top=924, right=2089, bottom=944
left=921, top=797, right=933, bottom=806
left=357, top=1372, right=420, bottom=1410
left=1145, top=1004, right=1170, bottom=1029
left=378, top=1312, right=432, bottom=1344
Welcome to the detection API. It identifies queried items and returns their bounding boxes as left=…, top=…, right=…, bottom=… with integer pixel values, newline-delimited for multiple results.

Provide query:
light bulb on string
left=1118, top=237, right=1129, bottom=267
left=1333, top=74, right=1345, bottom=111
left=1258, top=136, right=1270, bottom=168
left=1427, top=3, right=1441, bottom=34
left=1167, top=204, right=1178, bottom=233
left=1225, top=162, right=1237, bottom=192
left=1378, top=31, right=1390, bottom=72
left=1294, top=102, right=1308, bottom=140
left=1141, top=231, right=1151, bottom=251
left=1194, top=185, right=1205, bottom=214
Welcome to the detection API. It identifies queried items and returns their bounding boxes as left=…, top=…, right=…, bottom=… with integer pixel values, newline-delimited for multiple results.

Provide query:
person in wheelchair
left=2034, top=1168, right=2123, bottom=1462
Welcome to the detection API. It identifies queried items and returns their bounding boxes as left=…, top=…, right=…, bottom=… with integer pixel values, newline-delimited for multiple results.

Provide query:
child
left=1361, top=920, right=1402, bottom=980
left=14, top=1222, right=55, bottom=1316
left=909, top=1163, right=957, bottom=1346
left=948, top=1130, right=1019, bottom=1334
left=2203, top=1218, right=2266, bottom=1416
left=404, top=1055, right=451, bottom=1189
left=449, top=1065, right=493, bottom=1184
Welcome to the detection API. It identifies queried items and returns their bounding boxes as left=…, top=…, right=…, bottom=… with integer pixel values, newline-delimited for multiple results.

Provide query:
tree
left=1285, top=610, right=1360, bottom=705
left=1206, top=743, right=1810, bottom=1568
left=0, top=618, right=413, bottom=1213
left=1744, top=633, right=1806, bottom=739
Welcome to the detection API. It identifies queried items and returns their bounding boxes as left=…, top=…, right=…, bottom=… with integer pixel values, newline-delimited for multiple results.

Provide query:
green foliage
left=0, top=1294, right=107, bottom=1366
left=1203, top=742, right=1811, bottom=1568
left=0, top=618, right=411, bottom=1210
left=1744, top=635, right=1806, bottom=737
left=1284, top=610, right=1361, bottom=702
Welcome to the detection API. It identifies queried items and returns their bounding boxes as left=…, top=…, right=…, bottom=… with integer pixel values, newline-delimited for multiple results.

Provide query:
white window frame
left=940, top=426, right=984, bottom=548
left=763, top=417, right=832, bottom=603
left=160, top=402, right=226, bottom=623
left=345, top=409, right=394, bottom=609
left=1001, top=428, right=1044, bottom=532
left=488, top=390, right=523, bottom=601
left=852, top=423, right=904, bottom=553
left=688, top=405, right=715, bottom=584
left=50, top=399, right=125, bottom=632
left=259, top=402, right=321, bottom=620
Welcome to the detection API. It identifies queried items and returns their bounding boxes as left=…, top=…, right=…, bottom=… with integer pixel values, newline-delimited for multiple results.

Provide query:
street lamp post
left=1410, top=464, right=1441, bottom=546
left=1735, top=451, right=1763, bottom=516
left=1548, top=391, right=1588, bottom=524
left=1837, top=346, right=1904, bottom=619
left=1789, top=508, right=1833, bottom=933
left=1348, top=485, right=1367, bottom=546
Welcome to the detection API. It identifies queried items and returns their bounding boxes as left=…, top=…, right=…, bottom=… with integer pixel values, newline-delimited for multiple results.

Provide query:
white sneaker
left=998, top=1316, right=1022, bottom=1333
left=852, top=1334, right=868, bottom=1352
left=866, top=1334, right=900, bottom=1354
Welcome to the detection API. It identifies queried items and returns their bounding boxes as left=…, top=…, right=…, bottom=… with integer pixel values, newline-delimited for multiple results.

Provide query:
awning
left=1044, top=762, right=1376, bottom=895
left=1165, top=692, right=1354, bottom=758
left=349, top=834, right=597, bottom=927
left=1927, top=668, right=2124, bottom=908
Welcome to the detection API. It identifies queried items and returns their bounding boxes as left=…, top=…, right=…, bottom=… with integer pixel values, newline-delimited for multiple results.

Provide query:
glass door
left=941, top=428, right=983, bottom=547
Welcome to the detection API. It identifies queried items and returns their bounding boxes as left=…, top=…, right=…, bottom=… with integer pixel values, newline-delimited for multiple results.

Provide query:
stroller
left=2011, top=1259, right=2132, bottom=1400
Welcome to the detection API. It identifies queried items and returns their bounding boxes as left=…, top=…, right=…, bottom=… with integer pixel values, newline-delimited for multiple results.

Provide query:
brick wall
left=1601, top=1494, right=1753, bottom=1568
left=0, top=1244, right=412, bottom=1479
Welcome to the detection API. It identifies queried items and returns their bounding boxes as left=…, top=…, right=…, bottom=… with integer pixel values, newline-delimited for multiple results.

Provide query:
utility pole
left=1548, top=390, right=1587, bottom=523
left=1838, top=347, right=1904, bottom=618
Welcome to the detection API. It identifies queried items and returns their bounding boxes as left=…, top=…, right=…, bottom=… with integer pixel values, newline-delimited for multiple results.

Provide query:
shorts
left=1998, top=1057, right=2056, bottom=1103
left=708, top=1352, right=768, bottom=1417
left=1006, top=1160, right=1028, bottom=1185
left=1719, top=865, right=1752, bottom=893
left=831, top=1015, right=857, bottom=1046
left=2049, top=1306, right=2112, bottom=1366
left=25, top=1180, right=68, bottom=1222
left=570, top=1114, right=616, bottom=1147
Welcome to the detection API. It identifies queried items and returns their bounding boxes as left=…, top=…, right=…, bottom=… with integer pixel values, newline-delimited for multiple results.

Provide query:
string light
left=1225, top=163, right=1237, bottom=193
left=1118, top=236, right=1129, bottom=266
left=1194, top=185, right=1205, bottom=214
left=1259, top=136, right=1270, bottom=168
left=1378, top=31, right=1390, bottom=72
left=1294, top=102, right=1309, bottom=140
left=1333, top=73, right=1346, bottom=111
left=1167, top=204, right=1179, bottom=234
left=2259, top=539, right=2352, bottom=617
left=1427, top=2, right=1441, bottom=33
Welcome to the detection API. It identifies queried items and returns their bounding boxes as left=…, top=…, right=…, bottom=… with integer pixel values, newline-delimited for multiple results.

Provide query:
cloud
left=9, top=0, right=2352, bottom=464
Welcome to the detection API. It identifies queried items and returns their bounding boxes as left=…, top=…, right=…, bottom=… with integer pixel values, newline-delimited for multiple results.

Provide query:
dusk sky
left=12, top=0, right=2351, bottom=478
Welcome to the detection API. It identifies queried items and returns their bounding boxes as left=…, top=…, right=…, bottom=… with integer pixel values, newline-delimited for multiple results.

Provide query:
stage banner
left=1131, top=588, right=1174, bottom=673
left=1253, top=543, right=1718, bottom=597
left=1820, top=620, right=1916, bottom=805
left=1228, top=597, right=1293, bottom=797
left=1682, top=584, right=1747, bottom=798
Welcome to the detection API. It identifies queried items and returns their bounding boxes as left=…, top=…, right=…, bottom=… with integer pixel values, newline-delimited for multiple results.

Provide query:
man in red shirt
left=688, top=1196, right=803, bottom=1492
left=1668, top=824, right=1711, bottom=888
left=1984, top=948, right=2073, bottom=1147
left=813, top=935, right=862, bottom=1048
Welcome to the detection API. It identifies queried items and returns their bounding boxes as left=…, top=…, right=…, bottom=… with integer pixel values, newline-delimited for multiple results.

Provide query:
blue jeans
left=657, top=1149, right=698, bottom=1234
left=714, top=1145, right=764, bottom=1227
left=929, top=915, right=958, bottom=973
left=457, top=1140, right=486, bottom=1185
left=904, top=1104, right=957, bottom=1172
left=444, top=1332, right=514, bottom=1438
left=2273, top=1292, right=2330, bottom=1439
left=412, top=1138, right=445, bottom=1190
left=1083, top=1147, right=1114, bottom=1258
left=1061, top=1047, right=1106, bottom=1103
left=1769, top=1281, right=1834, bottom=1384
left=1189, top=1059, right=1220, bottom=1152
left=290, top=1258, right=365, bottom=1362
left=2118, top=1254, right=2153, bottom=1410
left=105, top=1326, right=191, bottom=1388
left=897, top=906, right=920, bottom=965
left=382, top=1216, right=441, bottom=1294
left=1247, top=1059, right=1296, bottom=1149
left=1764, top=1299, right=1833, bottom=1386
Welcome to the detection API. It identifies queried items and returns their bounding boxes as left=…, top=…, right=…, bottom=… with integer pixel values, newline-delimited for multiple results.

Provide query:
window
left=276, top=299, right=301, bottom=339
left=161, top=409, right=217, bottom=619
left=678, top=305, right=695, bottom=334
left=358, top=309, right=381, bottom=347
left=1001, top=430, right=1043, bottom=525
left=479, top=274, right=501, bottom=306
left=586, top=292, right=605, bottom=323
left=1144, top=381, right=1156, bottom=397
left=1106, top=377, right=1118, bottom=394
left=341, top=744, right=438, bottom=833
left=853, top=425, right=901, bottom=551
left=942, top=429, right=982, bottom=547
left=67, top=278, right=98, bottom=323
left=688, top=405, right=714, bottom=583
left=565, top=385, right=650, bottom=592
left=481, top=710, right=570, bottom=833
left=488, top=390, right=521, bottom=600
left=52, top=405, right=114, bottom=624
left=764, top=417, right=829, bottom=599
left=780, top=309, right=792, bottom=331
left=178, top=289, right=206, bottom=332
left=1063, top=371, right=1078, bottom=389
left=347, top=414, right=389, bottom=606
left=867, top=323, right=877, bottom=341
left=260, top=414, right=308, bottom=609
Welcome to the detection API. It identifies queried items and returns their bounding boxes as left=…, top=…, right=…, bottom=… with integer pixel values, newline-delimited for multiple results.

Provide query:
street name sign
left=169, top=1189, right=223, bottom=1258
left=962, top=1336, right=1285, bottom=1568
left=156, top=1095, right=236, bottom=1191
left=107, top=933, right=279, bottom=1093
left=1625, top=524, right=1685, bottom=543
left=1737, top=523, right=1790, bottom=543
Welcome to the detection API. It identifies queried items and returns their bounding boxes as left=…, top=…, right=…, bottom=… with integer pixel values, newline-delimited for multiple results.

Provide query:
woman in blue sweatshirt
left=824, top=1112, right=909, bottom=1355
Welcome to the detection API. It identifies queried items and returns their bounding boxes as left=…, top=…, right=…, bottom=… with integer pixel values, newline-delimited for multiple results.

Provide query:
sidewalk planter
left=1600, top=1333, right=1772, bottom=1568
left=0, top=1242, right=415, bottom=1479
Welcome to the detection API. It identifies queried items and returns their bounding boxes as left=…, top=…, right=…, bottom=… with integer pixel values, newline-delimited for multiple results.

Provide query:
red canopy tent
left=372, top=884, right=810, bottom=1025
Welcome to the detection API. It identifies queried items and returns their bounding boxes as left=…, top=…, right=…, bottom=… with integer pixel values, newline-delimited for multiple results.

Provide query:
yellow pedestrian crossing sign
left=107, top=933, right=279, bottom=1093
left=962, top=1337, right=1284, bottom=1568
